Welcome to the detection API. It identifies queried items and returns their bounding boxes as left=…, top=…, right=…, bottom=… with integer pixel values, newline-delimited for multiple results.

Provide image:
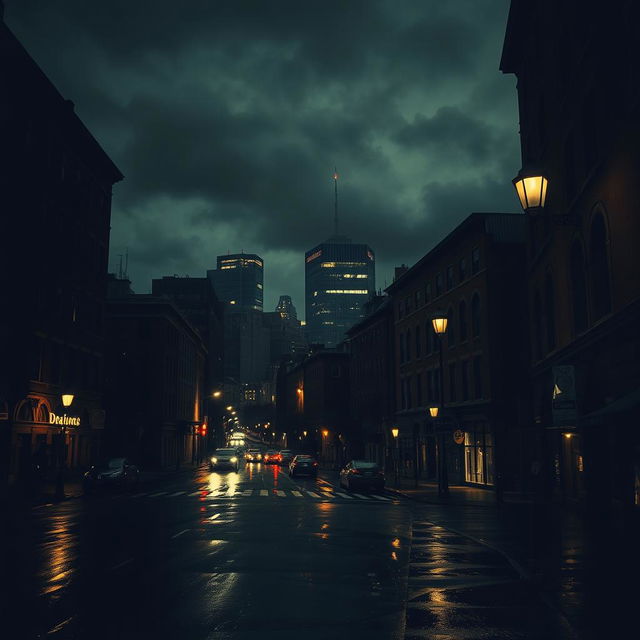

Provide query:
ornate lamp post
left=431, top=311, right=449, bottom=495
left=512, top=168, right=548, bottom=212
left=391, top=427, right=399, bottom=488
left=55, top=393, right=74, bottom=500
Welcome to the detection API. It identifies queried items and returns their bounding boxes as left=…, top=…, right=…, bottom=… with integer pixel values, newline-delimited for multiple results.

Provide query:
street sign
left=453, top=429, right=464, bottom=444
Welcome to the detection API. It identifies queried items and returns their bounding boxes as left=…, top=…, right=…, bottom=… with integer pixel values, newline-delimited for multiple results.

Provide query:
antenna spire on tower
left=333, top=167, right=338, bottom=236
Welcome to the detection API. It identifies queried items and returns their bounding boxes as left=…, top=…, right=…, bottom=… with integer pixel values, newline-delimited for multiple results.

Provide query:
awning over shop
left=579, top=386, right=640, bottom=427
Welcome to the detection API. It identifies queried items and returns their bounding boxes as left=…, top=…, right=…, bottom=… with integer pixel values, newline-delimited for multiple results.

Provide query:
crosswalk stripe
left=188, top=491, right=201, bottom=496
left=351, top=493, right=369, bottom=500
left=242, top=489, right=253, bottom=496
left=334, top=492, right=353, bottom=499
left=305, top=491, right=321, bottom=498
left=226, top=488, right=236, bottom=496
left=371, top=494, right=390, bottom=501
left=169, top=491, right=186, bottom=497
left=148, top=492, right=167, bottom=497
left=259, top=490, right=269, bottom=496
left=275, top=490, right=286, bottom=497
left=291, top=491, right=303, bottom=497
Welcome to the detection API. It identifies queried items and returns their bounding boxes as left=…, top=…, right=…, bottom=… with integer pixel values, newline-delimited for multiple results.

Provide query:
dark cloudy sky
left=6, top=0, right=521, bottom=319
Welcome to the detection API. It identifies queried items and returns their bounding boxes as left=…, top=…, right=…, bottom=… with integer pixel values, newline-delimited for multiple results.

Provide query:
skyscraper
left=305, top=237, right=375, bottom=348
left=207, top=253, right=264, bottom=311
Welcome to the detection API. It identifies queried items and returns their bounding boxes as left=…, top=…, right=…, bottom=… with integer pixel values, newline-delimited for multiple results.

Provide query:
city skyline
left=5, top=0, right=521, bottom=316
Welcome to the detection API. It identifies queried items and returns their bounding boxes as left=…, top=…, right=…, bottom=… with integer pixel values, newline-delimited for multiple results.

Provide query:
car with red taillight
left=288, top=455, right=318, bottom=478
left=339, top=460, right=385, bottom=492
left=263, top=450, right=280, bottom=465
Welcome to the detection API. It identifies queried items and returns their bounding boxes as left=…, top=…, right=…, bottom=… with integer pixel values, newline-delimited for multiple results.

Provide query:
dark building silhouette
left=0, top=10, right=123, bottom=492
left=104, top=296, right=206, bottom=469
left=207, top=253, right=264, bottom=312
left=305, top=237, right=376, bottom=348
left=501, top=0, right=640, bottom=511
left=275, top=295, right=297, bottom=320
left=386, top=213, right=528, bottom=497
left=346, top=295, right=395, bottom=471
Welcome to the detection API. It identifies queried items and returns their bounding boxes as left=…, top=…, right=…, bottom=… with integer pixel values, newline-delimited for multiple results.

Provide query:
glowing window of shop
left=464, top=424, right=494, bottom=486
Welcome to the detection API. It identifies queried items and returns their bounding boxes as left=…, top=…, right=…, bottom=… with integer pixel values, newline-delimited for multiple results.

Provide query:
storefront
left=463, top=423, right=494, bottom=486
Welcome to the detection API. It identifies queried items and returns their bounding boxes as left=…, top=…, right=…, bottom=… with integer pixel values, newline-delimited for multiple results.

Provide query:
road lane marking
left=148, top=492, right=167, bottom=497
left=259, top=490, right=269, bottom=496
left=334, top=492, right=354, bottom=499
left=351, top=493, right=370, bottom=500
left=305, top=491, right=322, bottom=498
left=109, top=558, right=133, bottom=572
left=210, top=513, right=221, bottom=520
left=291, top=491, right=303, bottom=497
left=371, top=494, right=391, bottom=501
left=242, top=489, right=253, bottom=496
left=275, top=490, right=286, bottom=497
left=188, top=491, right=202, bottom=496
left=169, top=491, right=186, bottom=497
left=171, top=529, right=190, bottom=539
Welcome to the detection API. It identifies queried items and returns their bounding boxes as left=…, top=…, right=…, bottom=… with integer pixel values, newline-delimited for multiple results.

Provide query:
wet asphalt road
left=4, top=463, right=570, bottom=640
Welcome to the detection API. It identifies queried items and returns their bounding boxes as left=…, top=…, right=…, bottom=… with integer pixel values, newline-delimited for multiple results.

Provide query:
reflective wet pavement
left=3, top=463, right=620, bottom=639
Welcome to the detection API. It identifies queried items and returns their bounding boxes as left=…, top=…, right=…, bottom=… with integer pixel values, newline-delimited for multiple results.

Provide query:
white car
left=209, top=448, right=239, bottom=472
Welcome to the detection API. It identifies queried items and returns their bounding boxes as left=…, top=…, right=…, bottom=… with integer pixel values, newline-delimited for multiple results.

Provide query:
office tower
left=207, top=253, right=264, bottom=312
left=275, top=295, right=297, bottom=320
left=305, top=237, right=375, bottom=348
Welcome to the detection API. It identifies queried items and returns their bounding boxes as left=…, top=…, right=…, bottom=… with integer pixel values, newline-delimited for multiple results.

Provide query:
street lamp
left=429, top=406, right=439, bottom=418
left=212, top=390, right=222, bottom=399
left=512, top=167, right=548, bottom=212
left=55, top=393, right=74, bottom=500
left=391, top=427, right=399, bottom=487
left=226, top=405, right=233, bottom=411
left=431, top=311, right=449, bottom=495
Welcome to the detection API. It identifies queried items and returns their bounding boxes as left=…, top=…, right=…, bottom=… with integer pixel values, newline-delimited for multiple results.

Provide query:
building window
left=425, top=282, right=432, bottom=303
left=407, top=376, right=412, bottom=409
left=436, top=272, right=443, bottom=296
left=589, top=213, right=611, bottom=320
left=449, top=363, right=456, bottom=402
left=425, top=323, right=433, bottom=355
left=545, top=273, right=556, bottom=351
left=446, top=265, right=454, bottom=290
left=570, top=241, right=588, bottom=334
left=427, top=370, right=434, bottom=403
left=415, top=325, right=421, bottom=358
left=416, top=372, right=422, bottom=407
left=406, top=328, right=412, bottom=361
left=399, top=332, right=405, bottom=363
left=414, top=290, right=421, bottom=308
left=464, top=425, right=494, bottom=485
left=471, top=294, right=481, bottom=338
left=462, top=360, right=470, bottom=401
left=471, top=247, right=480, bottom=274
left=473, top=356, right=483, bottom=399
left=459, top=300, right=468, bottom=341
left=459, top=257, right=467, bottom=282
left=447, top=306, right=455, bottom=348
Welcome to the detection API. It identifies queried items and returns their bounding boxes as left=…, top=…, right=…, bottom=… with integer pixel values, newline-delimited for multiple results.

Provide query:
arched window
left=544, top=273, right=556, bottom=351
left=570, top=240, right=588, bottom=334
left=459, top=300, right=468, bottom=341
left=447, top=307, right=455, bottom=348
left=589, top=213, right=611, bottom=320
left=471, top=294, right=481, bottom=338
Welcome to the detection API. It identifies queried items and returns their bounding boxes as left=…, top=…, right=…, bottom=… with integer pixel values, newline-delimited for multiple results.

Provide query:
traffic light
left=201, top=424, right=208, bottom=437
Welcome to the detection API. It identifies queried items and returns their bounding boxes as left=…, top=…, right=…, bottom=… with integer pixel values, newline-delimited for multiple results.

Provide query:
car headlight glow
left=210, top=457, right=217, bottom=464
left=230, top=457, right=237, bottom=463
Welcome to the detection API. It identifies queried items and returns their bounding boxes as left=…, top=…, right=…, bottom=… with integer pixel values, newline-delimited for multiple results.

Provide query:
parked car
left=289, top=455, right=318, bottom=478
left=277, top=450, right=294, bottom=466
left=245, top=449, right=262, bottom=462
left=209, top=448, right=239, bottom=472
left=263, top=450, right=280, bottom=465
left=83, top=457, right=139, bottom=493
left=339, top=460, right=385, bottom=492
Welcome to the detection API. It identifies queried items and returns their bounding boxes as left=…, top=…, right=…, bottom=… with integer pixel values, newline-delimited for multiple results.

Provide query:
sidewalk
left=390, top=479, right=636, bottom=640
left=5, top=462, right=207, bottom=509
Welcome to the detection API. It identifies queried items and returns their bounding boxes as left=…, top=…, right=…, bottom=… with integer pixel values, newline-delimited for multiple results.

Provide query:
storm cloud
left=6, top=0, right=520, bottom=312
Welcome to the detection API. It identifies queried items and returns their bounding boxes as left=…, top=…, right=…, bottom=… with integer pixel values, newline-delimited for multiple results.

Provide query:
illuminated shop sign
left=306, top=250, right=322, bottom=263
left=49, top=413, right=81, bottom=426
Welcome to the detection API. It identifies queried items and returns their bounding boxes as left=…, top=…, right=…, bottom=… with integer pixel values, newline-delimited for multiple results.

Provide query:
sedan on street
left=245, top=449, right=263, bottom=462
left=209, top=448, right=239, bottom=472
left=277, top=450, right=294, bottom=466
left=83, top=457, right=139, bottom=493
left=289, top=455, right=318, bottom=478
left=263, top=450, right=280, bottom=465
left=339, top=460, right=385, bottom=492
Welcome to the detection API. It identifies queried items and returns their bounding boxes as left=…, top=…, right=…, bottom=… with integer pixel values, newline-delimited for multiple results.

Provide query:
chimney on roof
left=394, top=264, right=408, bottom=281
